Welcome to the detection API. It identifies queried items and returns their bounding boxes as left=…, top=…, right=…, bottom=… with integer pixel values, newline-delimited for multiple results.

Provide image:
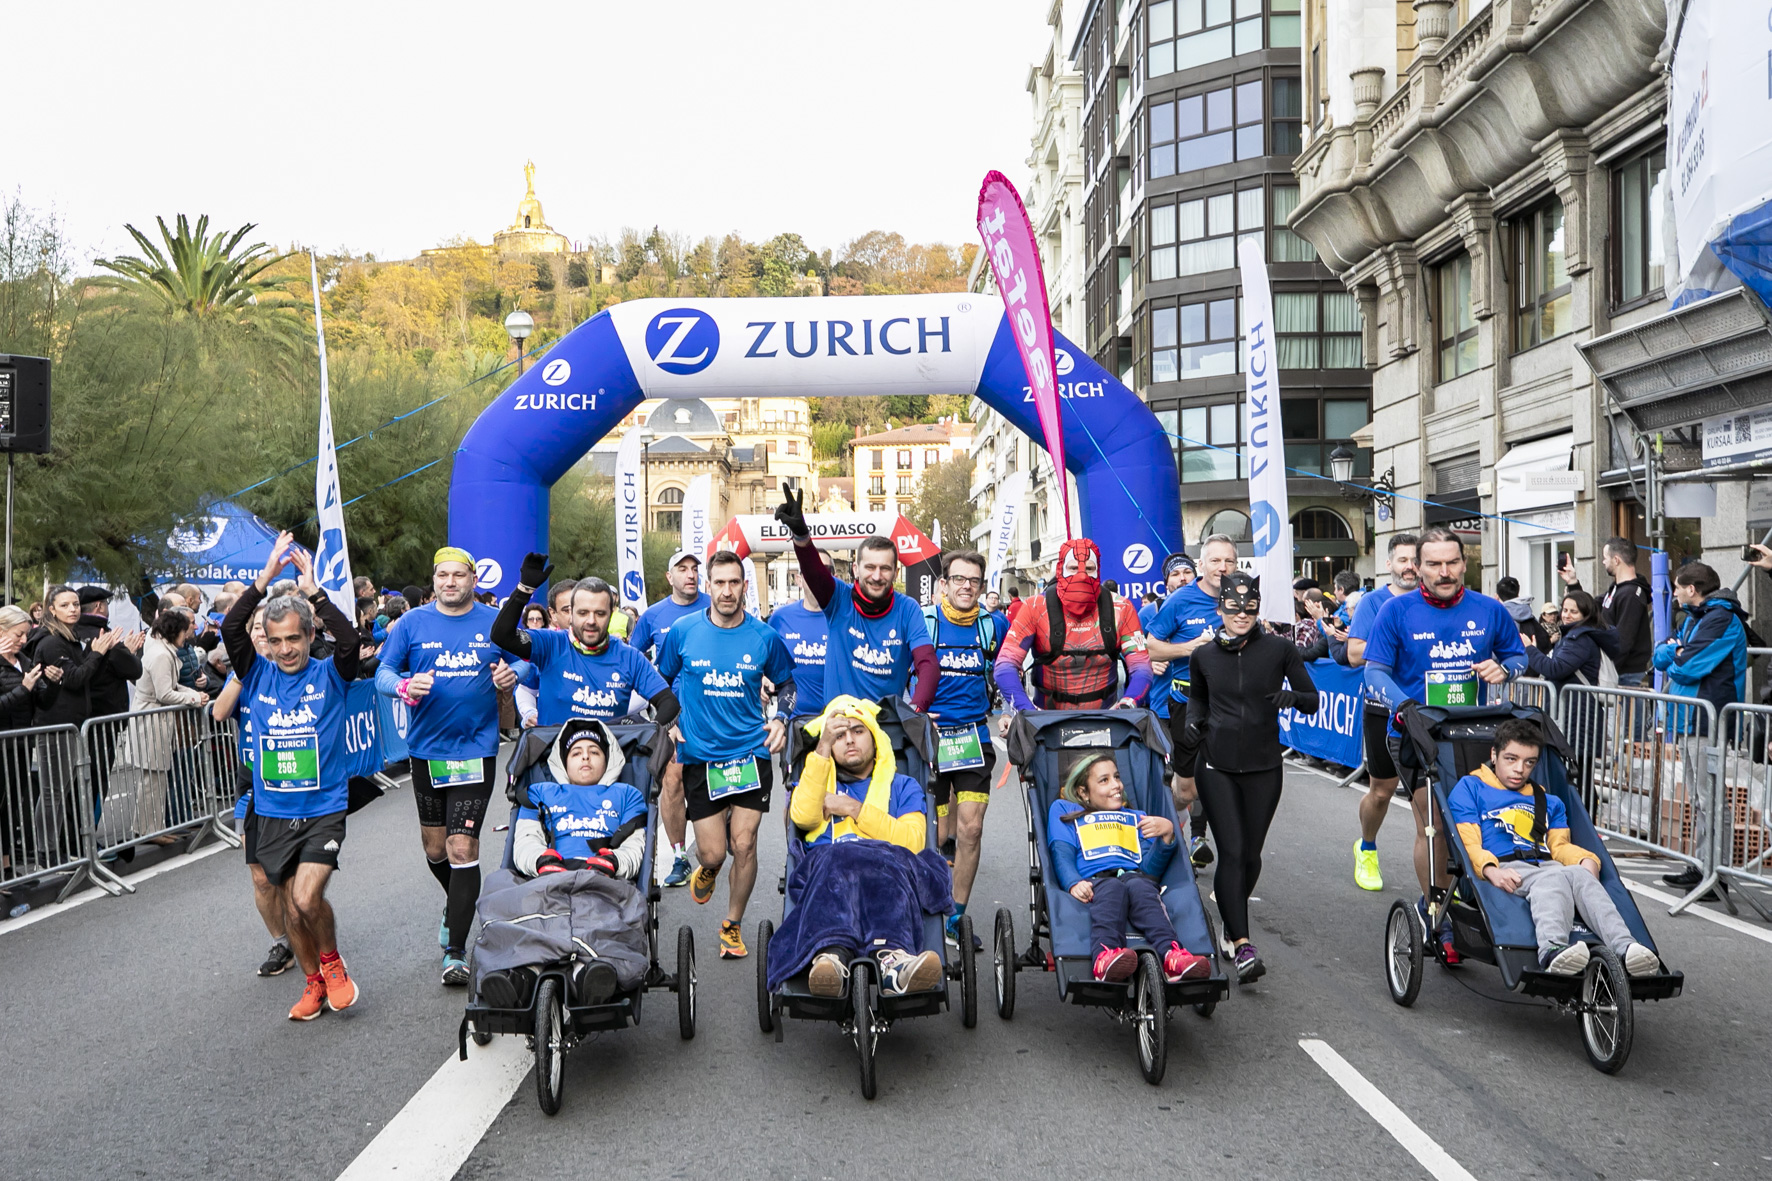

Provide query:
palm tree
left=95, top=214, right=293, bottom=317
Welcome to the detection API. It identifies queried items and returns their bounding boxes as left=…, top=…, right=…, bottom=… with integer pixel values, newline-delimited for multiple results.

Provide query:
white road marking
left=0, top=840, right=232, bottom=937
left=335, top=1038, right=531, bottom=1180
left=1623, top=881, right=1772, bottom=947
left=1298, top=1039, right=1479, bottom=1181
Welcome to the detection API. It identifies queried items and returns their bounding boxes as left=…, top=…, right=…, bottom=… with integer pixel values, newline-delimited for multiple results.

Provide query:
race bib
left=936, top=723, right=986, bottom=772
left=1075, top=809, right=1142, bottom=862
left=427, top=758, right=482, bottom=788
left=706, top=756, right=761, bottom=801
left=1425, top=669, right=1479, bottom=707
left=260, top=732, right=320, bottom=792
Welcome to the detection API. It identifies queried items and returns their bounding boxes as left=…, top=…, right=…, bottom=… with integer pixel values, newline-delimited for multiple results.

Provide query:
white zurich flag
left=985, top=469, right=1028, bottom=591
left=1238, top=238, right=1292, bottom=626
left=310, top=254, right=355, bottom=620
left=614, top=428, right=647, bottom=611
left=681, top=473, right=712, bottom=560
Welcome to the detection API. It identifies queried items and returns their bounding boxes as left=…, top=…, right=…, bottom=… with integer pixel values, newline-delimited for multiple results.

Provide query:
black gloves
left=518, top=552, right=553, bottom=592
left=536, top=848, right=612, bottom=874
left=1267, top=690, right=1300, bottom=711
left=774, top=481, right=809, bottom=542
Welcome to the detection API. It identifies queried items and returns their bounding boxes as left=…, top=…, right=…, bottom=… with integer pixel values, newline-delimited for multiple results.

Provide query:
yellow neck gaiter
left=940, top=596, right=979, bottom=628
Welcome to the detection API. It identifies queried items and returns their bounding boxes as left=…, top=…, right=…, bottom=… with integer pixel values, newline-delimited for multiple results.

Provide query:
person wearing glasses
left=1171, top=572, right=1319, bottom=985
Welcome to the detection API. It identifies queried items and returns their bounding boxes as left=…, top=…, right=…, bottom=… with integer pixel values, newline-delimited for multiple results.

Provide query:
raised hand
left=289, top=548, right=318, bottom=596
left=92, top=629, right=120, bottom=654
left=124, top=630, right=146, bottom=653
left=258, top=531, right=296, bottom=590
left=518, top=552, right=553, bottom=592
left=774, top=480, right=809, bottom=540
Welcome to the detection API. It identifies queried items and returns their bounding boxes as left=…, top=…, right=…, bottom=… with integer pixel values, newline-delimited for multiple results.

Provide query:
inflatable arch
left=448, top=294, right=1184, bottom=596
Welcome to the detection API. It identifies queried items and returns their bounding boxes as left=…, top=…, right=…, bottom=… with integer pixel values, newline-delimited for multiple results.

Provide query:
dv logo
left=1122, top=544, right=1153, bottom=574
left=541, top=358, right=571, bottom=386
left=622, top=569, right=645, bottom=603
left=645, top=309, right=720, bottom=375
left=475, top=558, right=503, bottom=590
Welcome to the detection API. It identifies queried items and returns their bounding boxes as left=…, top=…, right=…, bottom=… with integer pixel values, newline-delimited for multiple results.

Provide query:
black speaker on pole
left=0, top=355, right=51, bottom=454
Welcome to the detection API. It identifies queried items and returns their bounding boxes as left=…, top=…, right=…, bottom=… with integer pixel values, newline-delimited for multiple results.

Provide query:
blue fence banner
left=374, top=687, right=411, bottom=765
left=1278, top=659, right=1363, bottom=766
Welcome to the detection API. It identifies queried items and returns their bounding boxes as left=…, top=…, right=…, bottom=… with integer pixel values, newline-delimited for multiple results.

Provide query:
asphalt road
left=3, top=743, right=1770, bottom=1181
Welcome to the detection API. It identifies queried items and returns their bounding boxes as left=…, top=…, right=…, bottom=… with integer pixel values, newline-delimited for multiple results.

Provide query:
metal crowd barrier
left=85, top=703, right=243, bottom=879
left=0, top=721, right=123, bottom=902
left=1710, top=703, right=1772, bottom=921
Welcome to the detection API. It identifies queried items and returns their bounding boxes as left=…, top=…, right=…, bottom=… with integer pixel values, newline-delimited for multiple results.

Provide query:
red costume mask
left=1055, top=539, right=1102, bottom=619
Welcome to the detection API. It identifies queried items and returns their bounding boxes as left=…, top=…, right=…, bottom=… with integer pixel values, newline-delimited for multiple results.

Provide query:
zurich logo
left=1122, top=544, right=1153, bottom=574
left=541, top=358, right=571, bottom=386
left=622, top=569, right=645, bottom=602
left=476, top=558, right=503, bottom=590
left=1249, top=501, right=1283, bottom=558
left=645, top=309, right=719, bottom=375
left=1055, top=348, right=1075, bottom=376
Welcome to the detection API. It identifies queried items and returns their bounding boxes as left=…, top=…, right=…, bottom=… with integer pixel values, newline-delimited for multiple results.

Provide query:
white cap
left=666, top=550, right=702, bottom=570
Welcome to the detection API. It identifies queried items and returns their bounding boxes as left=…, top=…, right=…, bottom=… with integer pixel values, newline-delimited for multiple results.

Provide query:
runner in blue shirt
left=767, top=563, right=831, bottom=719
left=220, top=532, right=364, bottom=1023
left=1343, top=532, right=1418, bottom=894
left=1362, top=526, right=1527, bottom=963
left=629, top=549, right=710, bottom=889
left=491, top=565, right=676, bottom=726
left=657, top=551, right=796, bottom=960
left=376, top=546, right=525, bottom=985
left=774, top=484, right=937, bottom=711
left=910, top=549, right=999, bottom=948
left=1140, top=552, right=1196, bottom=708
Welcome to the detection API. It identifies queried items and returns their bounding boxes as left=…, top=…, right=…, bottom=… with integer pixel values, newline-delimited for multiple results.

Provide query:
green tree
left=94, top=214, right=296, bottom=321
left=906, top=455, right=977, bottom=547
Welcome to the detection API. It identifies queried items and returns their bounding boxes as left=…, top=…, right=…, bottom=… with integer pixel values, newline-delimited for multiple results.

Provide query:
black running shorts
left=253, top=810, right=346, bottom=886
left=933, top=744, right=999, bottom=808
left=411, top=755, right=497, bottom=838
left=1363, top=704, right=1399, bottom=780
left=1164, top=710, right=1199, bottom=780
left=683, top=758, right=774, bottom=821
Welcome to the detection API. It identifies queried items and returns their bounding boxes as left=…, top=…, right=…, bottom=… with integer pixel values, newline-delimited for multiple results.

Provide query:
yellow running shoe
left=689, top=865, right=718, bottom=905
left=719, top=920, right=747, bottom=959
left=1353, top=840, right=1384, bottom=892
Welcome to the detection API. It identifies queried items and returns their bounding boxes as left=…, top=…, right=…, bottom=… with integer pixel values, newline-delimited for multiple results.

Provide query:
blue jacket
left=1526, top=623, right=1621, bottom=689
left=1653, top=592, right=1748, bottom=735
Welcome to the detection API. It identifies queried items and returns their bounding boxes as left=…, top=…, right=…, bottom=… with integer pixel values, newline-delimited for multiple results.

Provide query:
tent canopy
left=158, top=501, right=292, bottom=585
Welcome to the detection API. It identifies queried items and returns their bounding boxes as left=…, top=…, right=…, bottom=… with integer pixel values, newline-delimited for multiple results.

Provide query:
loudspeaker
left=0, top=355, right=50, bottom=454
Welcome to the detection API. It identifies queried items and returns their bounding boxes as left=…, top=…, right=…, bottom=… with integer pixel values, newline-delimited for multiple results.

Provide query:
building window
left=656, top=511, right=682, bottom=533
left=1434, top=251, right=1479, bottom=381
left=1148, top=78, right=1264, bottom=179
left=658, top=486, right=686, bottom=505
left=1275, top=289, right=1362, bottom=369
left=1271, top=76, right=1302, bottom=155
left=871, top=449, right=883, bottom=470
left=869, top=500, right=885, bottom=512
left=925, top=449, right=940, bottom=465
left=1269, top=0, right=1300, bottom=47
left=1202, top=508, right=1252, bottom=541
left=1615, top=147, right=1667, bottom=306
left=897, top=449, right=912, bottom=469
left=1270, top=186, right=1316, bottom=262
left=1513, top=200, right=1572, bottom=351
left=786, top=439, right=798, bottom=455
left=1177, top=401, right=1246, bottom=483
left=868, top=476, right=884, bottom=496
left=1149, top=187, right=1262, bottom=280
left=1291, top=507, right=1351, bottom=539
left=898, top=476, right=913, bottom=495
left=1152, top=296, right=1238, bottom=381
left=1147, top=0, right=1264, bottom=78
left=1279, top=398, right=1369, bottom=474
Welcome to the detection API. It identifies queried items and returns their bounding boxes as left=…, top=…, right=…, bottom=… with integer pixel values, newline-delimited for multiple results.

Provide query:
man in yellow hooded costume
left=765, top=696, right=954, bottom=998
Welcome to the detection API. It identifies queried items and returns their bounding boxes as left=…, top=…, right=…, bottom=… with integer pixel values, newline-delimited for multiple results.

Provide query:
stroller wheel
left=1385, top=900, right=1423, bottom=1007
left=677, top=925, right=697, bottom=1041
left=533, top=977, right=566, bottom=1116
left=1133, top=949, right=1168, bottom=1085
left=755, top=919, right=776, bottom=1034
left=1579, top=944, right=1634, bottom=1074
left=957, top=914, right=978, bottom=1029
left=992, top=907, right=1017, bottom=1020
left=852, top=957, right=878, bottom=1100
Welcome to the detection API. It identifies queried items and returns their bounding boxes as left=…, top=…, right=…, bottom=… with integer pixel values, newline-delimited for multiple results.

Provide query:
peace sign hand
left=774, top=480, right=809, bottom=541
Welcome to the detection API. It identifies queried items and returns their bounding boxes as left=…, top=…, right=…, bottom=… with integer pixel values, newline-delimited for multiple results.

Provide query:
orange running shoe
left=289, top=974, right=327, bottom=1021
left=320, top=955, right=359, bottom=1012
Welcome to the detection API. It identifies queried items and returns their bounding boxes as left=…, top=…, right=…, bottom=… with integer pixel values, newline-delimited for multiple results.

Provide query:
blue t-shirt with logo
left=1144, top=583, right=1219, bottom=718
left=1362, top=589, right=1526, bottom=728
left=1348, top=584, right=1396, bottom=702
left=657, top=610, right=797, bottom=764
left=226, top=672, right=253, bottom=821
left=921, top=610, right=995, bottom=733
left=631, top=593, right=712, bottom=659
left=768, top=601, right=829, bottom=716
left=524, top=630, right=667, bottom=724
left=242, top=654, right=354, bottom=819
left=377, top=603, right=524, bottom=761
left=821, top=581, right=932, bottom=704
left=519, top=780, right=647, bottom=862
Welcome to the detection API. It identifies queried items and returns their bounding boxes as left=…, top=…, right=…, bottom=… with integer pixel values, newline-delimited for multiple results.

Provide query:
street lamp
left=1329, top=443, right=1396, bottom=514
left=504, top=308, right=535, bottom=374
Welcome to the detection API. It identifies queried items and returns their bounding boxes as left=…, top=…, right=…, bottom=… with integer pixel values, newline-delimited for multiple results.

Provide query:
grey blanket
left=471, top=867, right=650, bottom=994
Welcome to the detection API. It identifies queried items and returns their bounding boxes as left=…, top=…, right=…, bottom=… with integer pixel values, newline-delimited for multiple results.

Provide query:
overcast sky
left=8, top=0, right=1069, bottom=265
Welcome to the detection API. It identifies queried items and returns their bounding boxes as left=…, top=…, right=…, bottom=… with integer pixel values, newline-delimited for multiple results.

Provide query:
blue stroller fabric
left=765, top=841, right=953, bottom=990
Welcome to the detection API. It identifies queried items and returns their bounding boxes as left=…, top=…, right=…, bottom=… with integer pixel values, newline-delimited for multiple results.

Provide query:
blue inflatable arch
left=449, top=294, right=1183, bottom=596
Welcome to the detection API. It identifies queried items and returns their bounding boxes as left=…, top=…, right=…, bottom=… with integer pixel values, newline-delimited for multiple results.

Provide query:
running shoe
left=1539, top=942, right=1590, bottom=976
left=258, top=941, right=295, bottom=977
left=1353, top=841, right=1384, bottom=891
left=1189, top=835, right=1214, bottom=868
left=878, top=949, right=943, bottom=995
left=438, top=913, right=449, bottom=950
left=289, top=974, right=327, bottom=1021
left=1233, top=942, right=1266, bottom=984
left=663, top=851, right=693, bottom=888
left=572, top=960, right=619, bottom=1005
left=689, top=865, right=718, bottom=906
left=1092, top=946, right=1137, bottom=983
left=320, top=956, right=359, bottom=1011
left=1623, top=943, right=1661, bottom=978
left=1163, top=942, right=1212, bottom=982
left=719, top=920, right=747, bottom=959
left=808, top=952, right=849, bottom=997
left=944, top=914, right=984, bottom=952
left=440, top=954, right=470, bottom=987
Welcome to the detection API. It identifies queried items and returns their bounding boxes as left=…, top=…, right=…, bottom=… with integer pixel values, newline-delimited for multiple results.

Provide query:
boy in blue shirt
left=1447, top=720, right=1658, bottom=977
left=1047, top=752, right=1211, bottom=985
left=658, top=551, right=796, bottom=960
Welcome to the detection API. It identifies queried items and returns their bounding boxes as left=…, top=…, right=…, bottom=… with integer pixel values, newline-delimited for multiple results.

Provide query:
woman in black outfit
left=26, top=586, right=116, bottom=864
left=1177, top=573, right=1319, bottom=985
left=0, top=604, right=58, bottom=900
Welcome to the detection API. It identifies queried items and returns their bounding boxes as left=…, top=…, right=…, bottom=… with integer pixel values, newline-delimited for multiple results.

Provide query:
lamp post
left=639, top=427, right=654, bottom=533
left=504, top=308, right=535, bottom=374
left=1329, top=443, right=1396, bottom=516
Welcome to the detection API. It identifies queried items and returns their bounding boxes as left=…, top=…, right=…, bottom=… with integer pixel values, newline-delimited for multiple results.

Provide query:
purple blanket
left=765, top=841, right=953, bottom=991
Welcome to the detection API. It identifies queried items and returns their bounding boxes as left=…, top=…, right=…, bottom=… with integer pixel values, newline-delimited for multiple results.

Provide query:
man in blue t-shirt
left=377, top=547, right=527, bottom=985
left=767, top=553, right=831, bottom=719
left=658, top=551, right=796, bottom=961
left=1363, top=526, right=1527, bottom=961
left=220, top=532, right=365, bottom=1022
left=629, top=550, right=711, bottom=889
left=1343, top=532, right=1418, bottom=894
left=911, top=549, right=999, bottom=947
left=774, top=484, right=936, bottom=711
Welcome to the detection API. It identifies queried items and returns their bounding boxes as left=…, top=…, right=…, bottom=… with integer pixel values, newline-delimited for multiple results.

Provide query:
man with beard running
left=221, top=533, right=365, bottom=1020
left=1343, top=532, right=1418, bottom=892
left=375, top=547, right=525, bottom=985
left=632, top=551, right=711, bottom=889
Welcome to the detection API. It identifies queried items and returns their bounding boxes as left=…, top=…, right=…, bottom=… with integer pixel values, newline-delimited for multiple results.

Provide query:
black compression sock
left=1190, top=802, right=1208, bottom=839
left=427, top=856, right=452, bottom=891
left=445, top=862, right=480, bottom=955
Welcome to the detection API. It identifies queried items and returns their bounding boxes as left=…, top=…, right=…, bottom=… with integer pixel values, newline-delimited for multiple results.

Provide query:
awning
left=1494, top=433, right=1574, bottom=513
